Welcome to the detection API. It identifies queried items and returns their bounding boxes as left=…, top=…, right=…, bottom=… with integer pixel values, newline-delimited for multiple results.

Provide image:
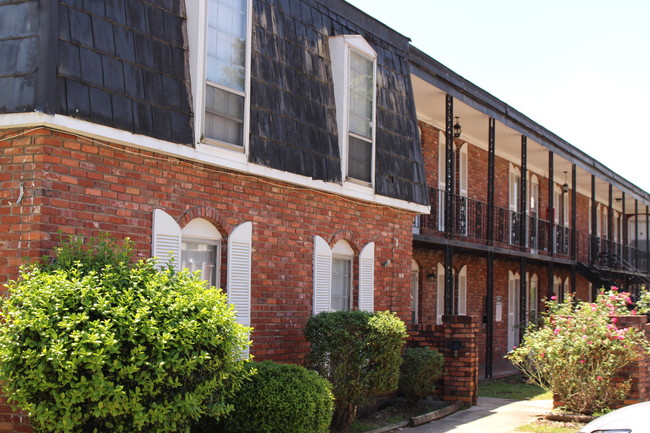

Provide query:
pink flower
left=632, top=310, right=638, bottom=315
left=597, top=376, right=603, bottom=380
left=612, top=317, right=618, bottom=323
left=551, top=296, right=557, bottom=301
left=554, top=328, right=561, bottom=335
left=579, top=359, right=586, bottom=364
left=612, top=286, right=619, bottom=291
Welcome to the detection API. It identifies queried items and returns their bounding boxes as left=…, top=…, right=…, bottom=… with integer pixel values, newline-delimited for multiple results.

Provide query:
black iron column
left=548, top=152, right=554, bottom=255
left=608, top=185, right=613, bottom=257
left=485, top=117, right=496, bottom=379
left=571, top=164, right=577, bottom=293
left=547, top=152, right=554, bottom=299
left=622, top=193, right=627, bottom=270
left=646, top=205, right=649, bottom=273
left=444, top=94, right=455, bottom=315
left=591, top=175, right=597, bottom=266
left=519, top=136, right=528, bottom=335
left=635, top=199, right=639, bottom=269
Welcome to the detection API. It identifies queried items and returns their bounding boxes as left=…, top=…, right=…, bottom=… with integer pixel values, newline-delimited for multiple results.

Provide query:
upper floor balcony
left=414, top=187, right=650, bottom=275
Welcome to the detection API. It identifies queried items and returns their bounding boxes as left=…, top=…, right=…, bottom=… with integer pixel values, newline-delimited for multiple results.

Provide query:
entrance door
left=507, top=272, right=520, bottom=350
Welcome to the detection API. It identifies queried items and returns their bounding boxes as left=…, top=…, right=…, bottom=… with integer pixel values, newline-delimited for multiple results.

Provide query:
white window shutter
left=227, top=222, right=252, bottom=330
left=313, top=236, right=332, bottom=314
left=358, top=242, right=375, bottom=312
left=152, top=209, right=181, bottom=271
left=459, top=145, right=468, bottom=197
left=458, top=266, right=467, bottom=315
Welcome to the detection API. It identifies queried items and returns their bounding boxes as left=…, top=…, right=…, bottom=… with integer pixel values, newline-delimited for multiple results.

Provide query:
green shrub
left=398, top=347, right=445, bottom=404
left=42, top=233, right=135, bottom=276
left=507, top=289, right=650, bottom=414
left=206, top=361, right=334, bottom=433
left=304, top=310, right=407, bottom=428
left=0, top=236, right=252, bottom=433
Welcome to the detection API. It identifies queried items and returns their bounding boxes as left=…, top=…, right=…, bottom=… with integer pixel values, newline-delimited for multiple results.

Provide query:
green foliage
left=636, top=286, right=650, bottom=315
left=507, top=289, right=650, bottom=414
left=206, top=361, right=334, bottom=433
left=304, top=310, right=407, bottom=428
left=0, top=236, right=252, bottom=433
left=42, top=233, right=134, bottom=277
left=398, top=347, right=444, bottom=404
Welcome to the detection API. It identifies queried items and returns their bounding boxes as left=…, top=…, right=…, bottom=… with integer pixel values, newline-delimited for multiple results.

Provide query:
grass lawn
left=479, top=374, right=553, bottom=400
left=516, top=420, right=585, bottom=433
left=344, top=399, right=446, bottom=433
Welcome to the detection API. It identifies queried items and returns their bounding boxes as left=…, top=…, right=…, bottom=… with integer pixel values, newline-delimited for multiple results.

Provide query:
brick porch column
left=442, top=315, right=480, bottom=406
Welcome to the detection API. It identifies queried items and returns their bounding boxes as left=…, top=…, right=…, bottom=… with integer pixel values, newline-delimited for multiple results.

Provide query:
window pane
left=205, top=85, right=244, bottom=145
left=332, top=258, right=351, bottom=311
left=348, top=135, right=372, bottom=182
left=206, top=0, right=247, bottom=92
left=181, top=241, right=220, bottom=287
left=348, top=51, right=373, bottom=138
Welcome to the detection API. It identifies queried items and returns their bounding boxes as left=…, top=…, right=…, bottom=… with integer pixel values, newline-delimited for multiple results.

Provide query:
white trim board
left=0, top=112, right=430, bottom=214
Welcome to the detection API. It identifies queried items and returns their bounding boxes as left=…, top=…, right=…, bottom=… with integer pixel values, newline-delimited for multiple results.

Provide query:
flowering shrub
left=636, top=286, right=650, bottom=315
left=507, top=288, right=650, bottom=415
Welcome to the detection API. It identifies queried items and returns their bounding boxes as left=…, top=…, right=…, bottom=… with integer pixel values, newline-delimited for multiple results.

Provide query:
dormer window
left=330, top=35, right=377, bottom=186
left=188, top=0, right=252, bottom=152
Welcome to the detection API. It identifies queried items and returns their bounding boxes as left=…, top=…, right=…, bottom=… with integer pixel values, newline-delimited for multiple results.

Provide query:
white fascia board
left=0, top=113, right=431, bottom=214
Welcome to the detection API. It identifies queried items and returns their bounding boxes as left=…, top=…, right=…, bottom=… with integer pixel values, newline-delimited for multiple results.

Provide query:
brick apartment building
left=408, top=48, right=650, bottom=375
left=1, top=0, right=650, bottom=430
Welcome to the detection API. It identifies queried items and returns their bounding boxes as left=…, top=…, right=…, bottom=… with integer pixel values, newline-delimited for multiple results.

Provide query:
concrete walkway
left=406, top=397, right=553, bottom=433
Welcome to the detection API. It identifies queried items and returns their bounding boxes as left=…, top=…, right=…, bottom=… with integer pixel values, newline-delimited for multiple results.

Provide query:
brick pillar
left=442, top=315, right=480, bottom=406
left=615, top=315, right=650, bottom=405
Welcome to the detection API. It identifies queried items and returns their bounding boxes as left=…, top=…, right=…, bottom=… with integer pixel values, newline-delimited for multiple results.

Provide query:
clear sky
left=346, top=0, right=650, bottom=193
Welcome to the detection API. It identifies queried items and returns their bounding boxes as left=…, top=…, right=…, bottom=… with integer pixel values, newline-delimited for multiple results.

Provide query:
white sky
left=346, top=0, right=650, bottom=192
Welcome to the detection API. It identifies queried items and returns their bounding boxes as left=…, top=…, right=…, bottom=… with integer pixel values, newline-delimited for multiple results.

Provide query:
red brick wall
left=0, top=128, right=417, bottom=364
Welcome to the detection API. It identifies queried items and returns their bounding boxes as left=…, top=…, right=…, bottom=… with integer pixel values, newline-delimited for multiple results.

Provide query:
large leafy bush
left=208, top=360, right=333, bottom=433
left=398, top=347, right=445, bottom=405
left=304, top=310, right=407, bottom=428
left=507, top=289, right=650, bottom=414
left=0, top=236, right=252, bottom=433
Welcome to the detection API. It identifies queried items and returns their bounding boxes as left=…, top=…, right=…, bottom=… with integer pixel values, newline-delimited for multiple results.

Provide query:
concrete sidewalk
left=406, top=397, right=553, bottom=433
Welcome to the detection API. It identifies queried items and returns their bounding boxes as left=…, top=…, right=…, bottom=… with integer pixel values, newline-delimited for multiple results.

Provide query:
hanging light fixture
left=562, top=171, right=569, bottom=194
left=453, top=116, right=462, bottom=138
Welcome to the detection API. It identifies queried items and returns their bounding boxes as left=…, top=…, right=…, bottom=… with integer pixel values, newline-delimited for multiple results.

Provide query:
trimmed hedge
left=211, top=361, right=333, bottom=433
left=0, top=236, right=252, bottom=433
left=398, top=347, right=445, bottom=404
left=304, top=310, right=407, bottom=428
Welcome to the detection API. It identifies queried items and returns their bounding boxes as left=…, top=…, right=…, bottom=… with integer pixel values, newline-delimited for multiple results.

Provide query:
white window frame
left=457, top=143, right=468, bottom=236
left=313, top=236, right=375, bottom=314
left=528, top=273, right=538, bottom=322
left=529, top=174, right=539, bottom=251
left=187, top=0, right=253, bottom=159
left=435, top=263, right=466, bottom=322
left=332, top=240, right=355, bottom=312
left=436, top=263, right=445, bottom=325
left=411, top=260, right=419, bottom=324
left=457, top=265, right=467, bottom=315
left=329, top=35, right=377, bottom=190
left=509, top=164, right=521, bottom=245
left=151, top=210, right=252, bottom=335
left=181, top=218, right=223, bottom=287
left=437, top=131, right=446, bottom=231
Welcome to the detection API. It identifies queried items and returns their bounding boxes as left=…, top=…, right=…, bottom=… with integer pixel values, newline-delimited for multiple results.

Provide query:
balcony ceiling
left=411, top=74, right=644, bottom=214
